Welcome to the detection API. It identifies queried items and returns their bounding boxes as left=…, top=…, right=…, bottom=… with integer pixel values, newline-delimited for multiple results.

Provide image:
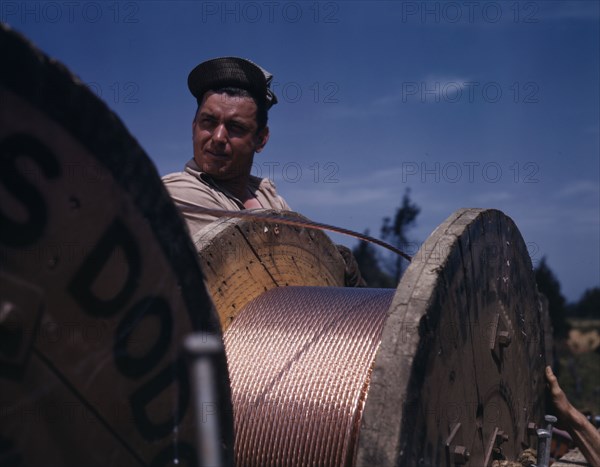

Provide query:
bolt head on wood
left=496, top=430, right=509, bottom=444
left=527, top=422, right=538, bottom=435
left=498, top=331, right=511, bottom=346
left=453, top=445, right=470, bottom=464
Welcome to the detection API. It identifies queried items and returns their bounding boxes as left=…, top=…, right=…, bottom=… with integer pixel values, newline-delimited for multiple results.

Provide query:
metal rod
left=184, top=333, right=224, bottom=467
left=543, top=415, right=557, bottom=464
left=536, top=428, right=552, bottom=467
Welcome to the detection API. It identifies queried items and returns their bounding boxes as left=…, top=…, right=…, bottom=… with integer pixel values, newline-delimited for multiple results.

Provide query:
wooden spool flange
left=193, top=212, right=346, bottom=330
left=0, top=24, right=232, bottom=466
left=357, top=208, right=548, bottom=466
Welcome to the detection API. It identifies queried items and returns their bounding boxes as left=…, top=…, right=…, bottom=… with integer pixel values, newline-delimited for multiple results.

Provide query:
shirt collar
left=184, top=158, right=266, bottom=200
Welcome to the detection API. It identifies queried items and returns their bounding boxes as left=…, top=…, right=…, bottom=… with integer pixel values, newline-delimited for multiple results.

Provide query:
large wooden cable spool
left=0, top=22, right=551, bottom=466
left=197, top=209, right=549, bottom=466
left=357, top=208, right=548, bottom=466
left=0, top=24, right=232, bottom=466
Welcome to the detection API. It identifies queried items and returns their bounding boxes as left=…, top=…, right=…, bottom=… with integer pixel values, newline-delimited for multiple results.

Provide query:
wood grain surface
left=357, top=208, right=548, bottom=467
left=0, top=24, right=231, bottom=467
left=193, top=211, right=346, bottom=331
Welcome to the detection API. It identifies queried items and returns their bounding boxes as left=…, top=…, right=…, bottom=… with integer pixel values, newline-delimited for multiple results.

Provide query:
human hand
left=545, top=365, right=600, bottom=466
left=545, top=365, right=576, bottom=426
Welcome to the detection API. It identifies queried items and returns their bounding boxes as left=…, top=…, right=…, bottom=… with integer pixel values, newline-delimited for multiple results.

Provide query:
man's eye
left=228, top=123, right=248, bottom=133
left=199, top=119, right=218, bottom=130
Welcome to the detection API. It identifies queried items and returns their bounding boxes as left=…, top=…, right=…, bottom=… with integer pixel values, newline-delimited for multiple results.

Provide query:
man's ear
left=255, top=126, right=270, bottom=153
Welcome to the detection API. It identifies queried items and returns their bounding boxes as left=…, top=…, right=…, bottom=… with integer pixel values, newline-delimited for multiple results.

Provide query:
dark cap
left=187, top=57, right=278, bottom=109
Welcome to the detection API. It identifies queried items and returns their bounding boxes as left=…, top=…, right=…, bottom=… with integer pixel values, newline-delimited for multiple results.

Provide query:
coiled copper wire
left=224, top=286, right=394, bottom=466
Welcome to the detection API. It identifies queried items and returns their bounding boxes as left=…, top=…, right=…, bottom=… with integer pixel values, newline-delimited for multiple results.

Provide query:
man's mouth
left=206, top=150, right=228, bottom=158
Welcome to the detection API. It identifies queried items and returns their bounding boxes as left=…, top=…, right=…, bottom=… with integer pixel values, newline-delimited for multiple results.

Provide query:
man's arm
left=336, top=245, right=367, bottom=287
left=546, top=365, right=600, bottom=466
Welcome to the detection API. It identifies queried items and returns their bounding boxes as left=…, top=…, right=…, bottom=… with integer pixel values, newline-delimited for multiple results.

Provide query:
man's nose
left=212, top=123, right=228, bottom=143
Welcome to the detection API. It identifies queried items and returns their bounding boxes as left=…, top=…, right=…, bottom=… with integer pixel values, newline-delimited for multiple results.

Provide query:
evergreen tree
left=352, top=231, right=395, bottom=288
left=571, top=287, right=600, bottom=318
left=380, top=188, right=420, bottom=281
left=535, top=257, right=571, bottom=339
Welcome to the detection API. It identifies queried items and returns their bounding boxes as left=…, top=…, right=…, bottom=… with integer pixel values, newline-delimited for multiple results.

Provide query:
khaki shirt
left=162, top=159, right=291, bottom=238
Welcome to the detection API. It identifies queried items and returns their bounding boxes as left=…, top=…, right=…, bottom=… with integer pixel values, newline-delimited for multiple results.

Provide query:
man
left=162, top=57, right=290, bottom=236
left=163, top=57, right=365, bottom=286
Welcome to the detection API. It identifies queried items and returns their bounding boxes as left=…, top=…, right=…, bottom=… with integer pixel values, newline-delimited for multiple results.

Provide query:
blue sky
left=4, top=1, right=599, bottom=302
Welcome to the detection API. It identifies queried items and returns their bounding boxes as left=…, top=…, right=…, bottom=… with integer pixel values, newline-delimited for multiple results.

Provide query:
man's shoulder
left=250, top=175, right=291, bottom=210
left=163, top=160, right=206, bottom=188
left=251, top=174, right=278, bottom=194
left=162, top=159, right=202, bottom=184
left=162, top=170, right=197, bottom=186
left=162, top=169, right=217, bottom=201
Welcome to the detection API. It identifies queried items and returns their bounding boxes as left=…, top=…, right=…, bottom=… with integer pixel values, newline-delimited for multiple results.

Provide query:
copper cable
left=223, top=286, right=394, bottom=466
left=187, top=206, right=412, bottom=261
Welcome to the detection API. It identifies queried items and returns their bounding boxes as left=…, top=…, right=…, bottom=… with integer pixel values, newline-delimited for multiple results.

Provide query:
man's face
left=192, top=91, right=268, bottom=182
